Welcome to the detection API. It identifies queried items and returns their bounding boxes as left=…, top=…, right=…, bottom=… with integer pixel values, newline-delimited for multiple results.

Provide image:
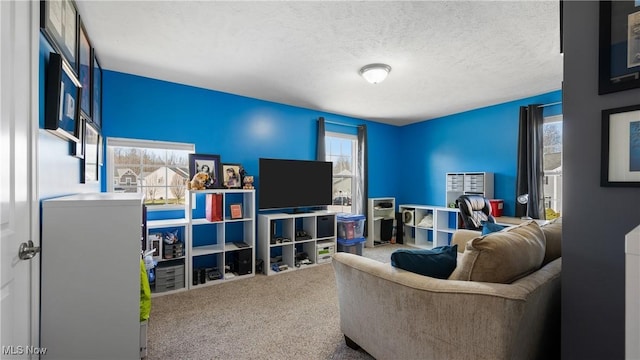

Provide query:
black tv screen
left=259, top=158, right=333, bottom=210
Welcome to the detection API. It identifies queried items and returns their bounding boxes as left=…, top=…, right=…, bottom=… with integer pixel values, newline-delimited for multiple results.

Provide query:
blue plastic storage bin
left=337, top=236, right=366, bottom=255
left=337, top=213, right=366, bottom=240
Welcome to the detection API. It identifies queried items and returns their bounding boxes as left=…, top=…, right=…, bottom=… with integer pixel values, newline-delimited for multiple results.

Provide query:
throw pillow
left=481, top=221, right=505, bottom=235
left=390, top=245, right=458, bottom=279
left=449, top=220, right=546, bottom=283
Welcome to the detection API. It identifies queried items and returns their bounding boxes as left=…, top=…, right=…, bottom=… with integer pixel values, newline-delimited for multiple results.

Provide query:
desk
left=495, top=216, right=550, bottom=227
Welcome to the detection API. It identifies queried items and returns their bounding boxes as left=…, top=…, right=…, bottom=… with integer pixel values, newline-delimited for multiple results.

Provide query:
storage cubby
left=399, top=204, right=459, bottom=249
left=367, top=197, right=396, bottom=247
left=258, top=211, right=336, bottom=275
left=146, top=215, right=189, bottom=296
left=186, top=189, right=256, bottom=288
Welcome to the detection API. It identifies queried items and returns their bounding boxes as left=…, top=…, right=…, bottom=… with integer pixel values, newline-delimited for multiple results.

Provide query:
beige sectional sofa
left=332, top=219, right=561, bottom=360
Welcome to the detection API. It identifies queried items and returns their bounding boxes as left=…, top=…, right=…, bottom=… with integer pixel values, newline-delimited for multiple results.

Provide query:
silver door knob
left=18, top=240, right=40, bottom=260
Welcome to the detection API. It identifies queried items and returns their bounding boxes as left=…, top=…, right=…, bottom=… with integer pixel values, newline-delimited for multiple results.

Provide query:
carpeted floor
left=147, top=243, right=410, bottom=360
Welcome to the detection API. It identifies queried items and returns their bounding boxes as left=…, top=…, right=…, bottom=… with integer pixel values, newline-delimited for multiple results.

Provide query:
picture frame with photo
left=82, top=121, right=99, bottom=184
left=44, top=52, right=81, bottom=143
left=598, top=1, right=640, bottom=94
left=78, top=19, right=92, bottom=116
left=230, top=203, right=243, bottom=219
left=222, top=163, right=242, bottom=189
left=601, top=103, right=640, bottom=186
left=40, top=0, right=78, bottom=74
left=188, top=154, right=221, bottom=189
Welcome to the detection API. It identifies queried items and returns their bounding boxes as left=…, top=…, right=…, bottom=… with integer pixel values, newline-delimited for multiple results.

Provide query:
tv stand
left=258, top=211, right=336, bottom=275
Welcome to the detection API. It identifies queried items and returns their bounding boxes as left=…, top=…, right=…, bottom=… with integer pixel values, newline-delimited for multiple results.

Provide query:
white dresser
left=41, top=193, right=143, bottom=359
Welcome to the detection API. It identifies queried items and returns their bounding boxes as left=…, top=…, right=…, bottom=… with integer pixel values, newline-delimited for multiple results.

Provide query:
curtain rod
left=538, top=101, right=562, bottom=108
left=324, top=120, right=359, bottom=128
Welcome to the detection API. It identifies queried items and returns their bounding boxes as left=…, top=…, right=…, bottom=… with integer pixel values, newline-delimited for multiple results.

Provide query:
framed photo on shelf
left=44, top=52, right=81, bottom=143
left=78, top=20, right=92, bottom=116
left=40, top=0, right=77, bottom=73
left=188, top=154, right=221, bottom=189
left=601, top=103, right=640, bottom=186
left=82, top=121, right=99, bottom=184
left=230, top=203, right=243, bottom=219
left=222, top=163, right=242, bottom=188
left=92, top=51, right=102, bottom=129
left=598, top=1, right=640, bottom=94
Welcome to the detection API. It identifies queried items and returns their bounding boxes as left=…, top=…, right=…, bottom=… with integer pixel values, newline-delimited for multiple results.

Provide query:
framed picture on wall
left=44, top=52, right=81, bottom=143
left=78, top=20, right=92, bottom=116
left=222, top=163, right=242, bottom=189
left=40, top=0, right=78, bottom=73
left=601, top=103, right=640, bottom=186
left=91, top=51, right=103, bottom=130
left=188, top=154, right=221, bottom=189
left=71, top=114, right=86, bottom=159
left=82, top=121, right=99, bottom=184
left=598, top=1, right=640, bottom=94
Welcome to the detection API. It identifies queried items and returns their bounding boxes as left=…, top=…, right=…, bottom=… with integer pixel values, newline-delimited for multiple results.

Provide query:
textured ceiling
left=74, top=1, right=563, bottom=126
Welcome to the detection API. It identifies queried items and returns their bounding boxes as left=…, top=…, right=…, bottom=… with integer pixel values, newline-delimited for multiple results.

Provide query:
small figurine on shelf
left=238, top=166, right=254, bottom=189
left=243, top=175, right=254, bottom=189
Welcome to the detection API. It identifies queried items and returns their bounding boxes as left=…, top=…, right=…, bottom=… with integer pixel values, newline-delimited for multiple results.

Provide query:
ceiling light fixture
left=359, top=63, right=391, bottom=84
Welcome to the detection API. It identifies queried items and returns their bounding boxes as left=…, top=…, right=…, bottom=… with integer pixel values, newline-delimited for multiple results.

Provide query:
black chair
left=456, top=194, right=495, bottom=230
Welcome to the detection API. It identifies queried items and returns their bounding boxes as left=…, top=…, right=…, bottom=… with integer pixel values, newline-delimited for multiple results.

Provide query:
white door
left=1, top=1, right=39, bottom=358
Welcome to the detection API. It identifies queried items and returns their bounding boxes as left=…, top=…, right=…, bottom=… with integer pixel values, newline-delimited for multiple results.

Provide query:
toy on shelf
left=187, top=171, right=211, bottom=190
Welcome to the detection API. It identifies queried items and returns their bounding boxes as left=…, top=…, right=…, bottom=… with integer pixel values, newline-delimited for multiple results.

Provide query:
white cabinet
left=366, top=197, right=395, bottom=248
left=41, top=193, right=143, bottom=360
left=186, top=189, right=256, bottom=288
left=445, top=172, right=494, bottom=207
left=399, top=204, right=459, bottom=249
left=258, top=211, right=336, bottom=275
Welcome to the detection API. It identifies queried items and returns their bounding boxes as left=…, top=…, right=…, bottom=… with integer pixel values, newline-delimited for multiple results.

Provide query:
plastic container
left=337, top=213, right=366, bottom=239
left=337, top=237, right=366, bottom=256
left=489, top=199, right=504, bottom=217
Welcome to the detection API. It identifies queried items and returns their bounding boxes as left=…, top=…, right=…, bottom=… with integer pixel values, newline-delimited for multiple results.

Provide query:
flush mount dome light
left=359, top=63, right=391, bottom=84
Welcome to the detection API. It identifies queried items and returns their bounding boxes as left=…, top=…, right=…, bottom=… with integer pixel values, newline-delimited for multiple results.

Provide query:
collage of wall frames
left=598, top=0, right=640, bottom=187
left=41, top=0, right=102, bottom=184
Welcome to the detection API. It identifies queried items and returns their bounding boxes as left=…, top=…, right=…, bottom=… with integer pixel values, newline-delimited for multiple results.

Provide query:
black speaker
left=381, top=218, right=394, bottom=241
left=395, top=212, right=404, bottom=244
left=236, top=249, right=252, bottom=275
left=317, top=215, right=335, bottom=238
left=192, top=269, right=199, bottom=285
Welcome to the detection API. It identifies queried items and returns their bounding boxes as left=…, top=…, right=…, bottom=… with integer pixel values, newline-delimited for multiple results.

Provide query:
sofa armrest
left=451, top=229, right=481, bottom=252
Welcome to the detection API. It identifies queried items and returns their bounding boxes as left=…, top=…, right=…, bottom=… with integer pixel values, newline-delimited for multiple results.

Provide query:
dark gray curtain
left=316, top=117, right=326, bottom=161
left=515, top=105, right=546, bottom=219
left=355, top=125, right=368, bottom=224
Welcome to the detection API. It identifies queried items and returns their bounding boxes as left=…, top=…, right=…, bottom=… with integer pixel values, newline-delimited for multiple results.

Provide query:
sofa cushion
left=390, top=245, right=458, bottom=279
left=449, top=220, right=546, bottom=283
left=540, top=217, right=562, bottom=265
left=481, top=221, right=506, bottom=235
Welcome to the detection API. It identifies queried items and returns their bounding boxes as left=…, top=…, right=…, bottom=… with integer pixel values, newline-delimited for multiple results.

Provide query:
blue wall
left=103, top=71, right=403, bottom=200
left=397, top=91, right=562, bottom=216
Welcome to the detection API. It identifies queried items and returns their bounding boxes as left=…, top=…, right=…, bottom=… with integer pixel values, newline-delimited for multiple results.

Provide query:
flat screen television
left=259, top=158, right=332, bottom=211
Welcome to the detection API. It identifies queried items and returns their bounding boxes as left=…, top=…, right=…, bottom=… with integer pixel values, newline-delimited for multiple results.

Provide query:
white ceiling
left=74, top=0, right=563, bottom=126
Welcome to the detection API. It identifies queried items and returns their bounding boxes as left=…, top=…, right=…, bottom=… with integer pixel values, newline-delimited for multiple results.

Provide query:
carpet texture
left=147, top=244, right=410, bottom=359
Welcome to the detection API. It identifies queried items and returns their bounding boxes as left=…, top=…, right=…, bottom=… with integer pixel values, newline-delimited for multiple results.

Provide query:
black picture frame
left=71, top=113, right=86, bottom=159
left=601, top=103, right=640, bottom=186
left=82, top=121, right=99, bottom=184
left=598, top=1, right=640, bottom=95
left=222, top=163, right=242, bottom=189
left=40, top=0, right=78, bottom=74
left=78, top=19, right=92, bottom=116
left=44, top=52, right=81, bottom=143
left=189, top=154, right=221, bottom=189
left=92, top=51, right=102, bottom=130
